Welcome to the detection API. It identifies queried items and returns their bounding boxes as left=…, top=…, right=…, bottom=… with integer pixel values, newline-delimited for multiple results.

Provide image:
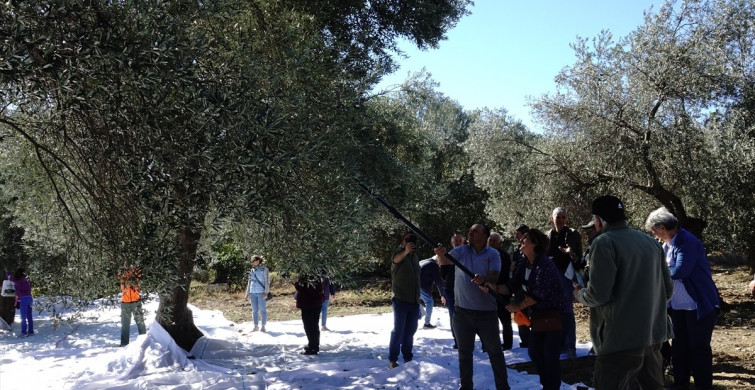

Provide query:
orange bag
left=514, top=310, right=531, bottom=327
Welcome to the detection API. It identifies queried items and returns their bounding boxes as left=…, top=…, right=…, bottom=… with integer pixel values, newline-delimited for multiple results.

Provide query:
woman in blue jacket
left=646, top=207, right=719, bottom=390
left=245, top=255, right=270, bottom=332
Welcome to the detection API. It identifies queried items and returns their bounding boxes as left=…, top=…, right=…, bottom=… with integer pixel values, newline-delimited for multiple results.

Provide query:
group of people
left=1, top=264, right=148, bottom=347
left=387, top=195, right=722, bottom=390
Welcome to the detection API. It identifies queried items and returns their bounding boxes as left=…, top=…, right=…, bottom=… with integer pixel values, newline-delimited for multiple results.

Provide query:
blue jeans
left=529, top=329, right=562, bottom=390
left=420, top=289, right=434, bottom=325
left=320, top=299, right=330, bottom=327
left=670, top=308, right=718, bottom=389
left=388, top=298, right=420, bottom=363
left=559, top=274, right=576, bottom=350
left=249, top=293, right=267, bottom=326
left=454, top=307, right=510, bottom=390
left=18, top=296, right=34, bottom=335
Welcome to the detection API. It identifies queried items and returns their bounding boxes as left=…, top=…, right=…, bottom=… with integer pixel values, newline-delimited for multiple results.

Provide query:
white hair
left=552, top=207, right=566, bottom=219
left=644, top=207, right=678, bottom=231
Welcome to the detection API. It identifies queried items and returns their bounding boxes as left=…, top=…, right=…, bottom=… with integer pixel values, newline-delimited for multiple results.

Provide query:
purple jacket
left=508, top=254, right=565, bottom=313
left=7, top=272, right=32, bottom=297
left=295, top=278, right=324, bottom=309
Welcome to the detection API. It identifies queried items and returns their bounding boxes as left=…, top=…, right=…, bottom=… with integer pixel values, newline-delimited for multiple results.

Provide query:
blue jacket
left=246, top=265, right=270, bottom=295
left=667, top=228, right=719, bottom=318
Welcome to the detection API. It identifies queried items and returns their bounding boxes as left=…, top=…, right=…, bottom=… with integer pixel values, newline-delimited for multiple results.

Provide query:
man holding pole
left=388, top=232, right=422, bottom=369
left=435, top=223, right=510, bottom=390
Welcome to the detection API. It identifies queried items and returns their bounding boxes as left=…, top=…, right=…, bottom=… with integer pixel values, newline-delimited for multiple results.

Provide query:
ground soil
left=190, top=264, right=755, bottom=389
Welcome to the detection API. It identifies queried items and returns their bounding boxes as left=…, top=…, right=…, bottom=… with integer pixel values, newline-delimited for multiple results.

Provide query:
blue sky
left=375, top=1, right=666, bottom=132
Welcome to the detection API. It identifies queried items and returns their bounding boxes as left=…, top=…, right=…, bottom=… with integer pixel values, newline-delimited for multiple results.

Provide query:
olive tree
left=0, top=0, right=471, bottom=349
left=528, top=0, right=754, bottom=259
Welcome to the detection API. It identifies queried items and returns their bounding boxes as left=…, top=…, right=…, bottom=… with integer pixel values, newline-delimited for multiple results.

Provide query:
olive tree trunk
left=156, top=224, right=204, bottom=352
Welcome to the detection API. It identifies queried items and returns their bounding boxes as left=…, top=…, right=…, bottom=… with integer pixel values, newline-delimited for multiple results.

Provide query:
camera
left=405, top=235, right=417, bottom=244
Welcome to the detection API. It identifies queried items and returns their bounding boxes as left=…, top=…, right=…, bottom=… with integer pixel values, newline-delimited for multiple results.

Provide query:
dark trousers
left=559, top=274, right=576, bottom=350
left=120, top=300, right=146, bottom=346
left=518, top=324, right=531, bottom=347
left=445, top=287, right=456, bottom=344
left=454, top=307, right=510, bottom=390
left=529, top=329, right=562, bottom=390
left=594, top=343, right=664, bottom=390
left=389, top=298, right=420, bottom=363
left=301, top=306, right=322, bottom=352
left=496, top=300, right=513, bottom=348
left=669, top=308, right=718, bottom=390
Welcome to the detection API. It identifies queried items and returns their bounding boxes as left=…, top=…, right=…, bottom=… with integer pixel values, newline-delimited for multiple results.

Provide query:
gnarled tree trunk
left=156, top=224, right=204, bottom=352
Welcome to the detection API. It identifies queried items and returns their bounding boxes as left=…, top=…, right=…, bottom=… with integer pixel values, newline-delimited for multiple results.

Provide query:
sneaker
left=422, top=323, right=436, bottom=329
left=261, top=326, right=266, bottom=332
left=388, top=361, right=399, bottom=369
left=252, top=326, right=259, bottom=332
left=300, top=348, right=318, bottom=355
left=321, top=326, right=329, bottom=331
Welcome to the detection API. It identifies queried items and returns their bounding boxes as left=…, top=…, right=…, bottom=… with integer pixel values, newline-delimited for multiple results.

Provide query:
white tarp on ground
left=0, top=297, right=592, bottom=389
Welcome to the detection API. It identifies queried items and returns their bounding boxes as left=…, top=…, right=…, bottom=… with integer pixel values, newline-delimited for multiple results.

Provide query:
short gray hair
left=644, top=207, right=678, bottom=231
left=552, top=207, right=566, bottom=219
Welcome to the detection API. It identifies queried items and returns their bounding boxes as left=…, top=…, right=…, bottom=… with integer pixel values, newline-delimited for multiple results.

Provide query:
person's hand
left=404, top=243, right=416, bottom=254
left=471, top=274, right=485, bottom=285
left=479, top=282, right=493, bottom=293
left=560, top=245, right=576, bottom=259
left=505, top=302, right=524, bottom=313
left=433, top=245, right=446, bottom=257
left=441, top=296, right=446, bottom=305
left=263, top=293, right=268, bottom=300
left=748, top=278, right=755, bottom=297
left=573, top=284, right=582, bottom=300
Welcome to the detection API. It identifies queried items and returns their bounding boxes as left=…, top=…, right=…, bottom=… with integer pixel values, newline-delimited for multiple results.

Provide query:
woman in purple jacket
left=295, top=275, right=325, bottom=355
left=7, top=268, right=33, bottom=337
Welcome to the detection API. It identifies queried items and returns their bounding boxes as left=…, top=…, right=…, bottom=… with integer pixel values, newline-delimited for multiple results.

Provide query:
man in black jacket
left=547, top=207, right=582, bottom=360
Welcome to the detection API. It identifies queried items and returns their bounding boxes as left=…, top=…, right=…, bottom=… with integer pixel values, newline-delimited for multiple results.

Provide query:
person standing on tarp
left=6, top=268, right=33, bottom=337
left=119, top=265, right=146, bottom=346
left=245, top=255, right=270, bottom=332
left=1, top=269, right=16, bottom=327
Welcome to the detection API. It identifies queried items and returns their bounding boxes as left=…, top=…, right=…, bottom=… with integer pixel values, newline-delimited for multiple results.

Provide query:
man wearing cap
left=574, top=195, right=673, bottom=389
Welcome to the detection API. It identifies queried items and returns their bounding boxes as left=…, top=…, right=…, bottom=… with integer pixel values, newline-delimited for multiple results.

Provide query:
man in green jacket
left=388, top=232, right=421, bottom=369
left=574, top=195, right=673, bottom=389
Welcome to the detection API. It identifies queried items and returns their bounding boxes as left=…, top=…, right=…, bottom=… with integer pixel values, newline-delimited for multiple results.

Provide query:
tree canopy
left=0, top=0, right=471, bottom=350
